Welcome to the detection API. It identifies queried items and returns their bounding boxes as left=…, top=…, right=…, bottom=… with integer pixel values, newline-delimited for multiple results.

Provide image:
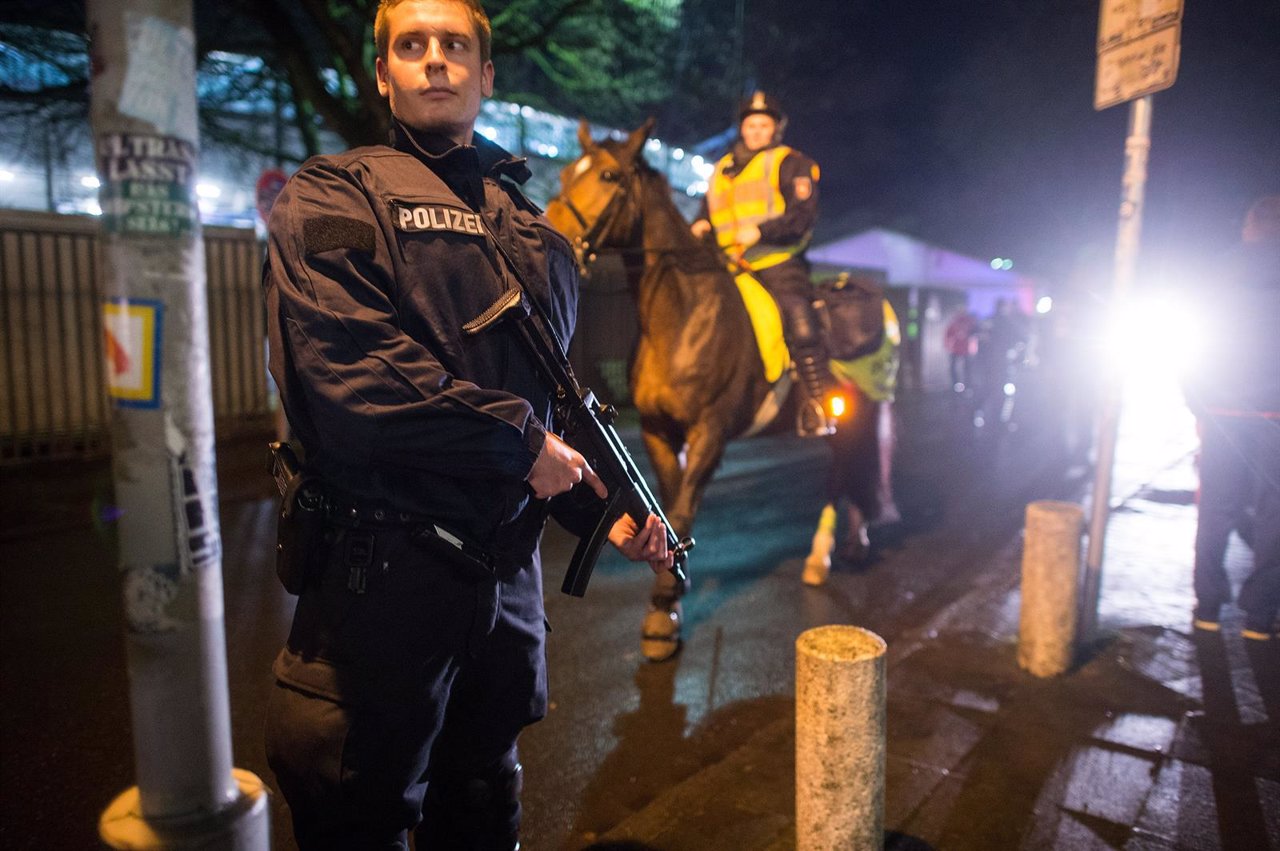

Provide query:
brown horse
left=546, top=120, right=799, bottom=661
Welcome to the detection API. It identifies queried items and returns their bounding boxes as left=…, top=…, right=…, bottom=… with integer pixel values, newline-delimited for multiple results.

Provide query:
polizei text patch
left=394, top=204, right=486, bottom=237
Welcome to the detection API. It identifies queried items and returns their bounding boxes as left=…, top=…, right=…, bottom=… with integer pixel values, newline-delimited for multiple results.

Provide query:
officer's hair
left=375, top=0, right=492, bottom=65
left=1243, top=195, right=1280, bottom=242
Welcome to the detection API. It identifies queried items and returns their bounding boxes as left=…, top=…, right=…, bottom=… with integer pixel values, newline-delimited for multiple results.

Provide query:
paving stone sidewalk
left=593, top=451, right=1280, bottom=851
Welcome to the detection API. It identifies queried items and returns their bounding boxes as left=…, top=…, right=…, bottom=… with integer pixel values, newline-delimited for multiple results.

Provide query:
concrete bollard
left=1018, top=500, right=1085, bottom=677
left=796, top=625, right=886, bottom=851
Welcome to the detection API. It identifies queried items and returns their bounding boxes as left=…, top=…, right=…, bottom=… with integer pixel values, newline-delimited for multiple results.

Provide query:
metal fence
left=0, top=211, right=271, bottom=464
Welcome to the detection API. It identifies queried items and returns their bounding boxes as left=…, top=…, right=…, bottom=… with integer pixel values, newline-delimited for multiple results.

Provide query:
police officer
left=1185, top=195, right=1280, bottom=640
left=691, top=91, right=841, bottom=436
left=261, top=1, right=671, bottom=848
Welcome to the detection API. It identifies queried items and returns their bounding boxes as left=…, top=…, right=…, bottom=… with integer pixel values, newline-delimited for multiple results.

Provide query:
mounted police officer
left=261, top=1, right=671, bottom=848
left=691, top=91, right=842, bottom=436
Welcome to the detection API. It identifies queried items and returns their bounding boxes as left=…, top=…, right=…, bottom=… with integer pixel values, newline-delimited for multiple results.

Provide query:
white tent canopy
left=809, top=227, right=1035, bottom=314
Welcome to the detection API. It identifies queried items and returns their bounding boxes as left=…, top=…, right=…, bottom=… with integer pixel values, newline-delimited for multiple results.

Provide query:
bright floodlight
left=1036, top=296, right=1053, bottom=314
left=80, top=175, right=101, bottom=189
left=196, top=182, right=222, bottom=199
left=1001, top=259, right=1013, bottom=270
left=0, top=169, right=14, bottom=182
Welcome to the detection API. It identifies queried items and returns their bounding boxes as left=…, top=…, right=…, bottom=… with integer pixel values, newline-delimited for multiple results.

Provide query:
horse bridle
left=553, top=154, right=642, bottom=272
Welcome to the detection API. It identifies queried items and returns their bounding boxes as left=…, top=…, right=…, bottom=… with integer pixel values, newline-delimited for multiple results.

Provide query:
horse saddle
left=732, top=270, right=890, bottom=385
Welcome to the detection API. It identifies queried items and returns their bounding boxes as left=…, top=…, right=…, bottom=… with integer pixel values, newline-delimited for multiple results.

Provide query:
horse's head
left=546, top=118, right=655, bottom=266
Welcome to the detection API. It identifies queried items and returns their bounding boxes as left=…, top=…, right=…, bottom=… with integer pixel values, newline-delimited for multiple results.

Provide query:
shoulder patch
left=392, top=203, right=486, bottom=237
left=793, top=176, right=813, bottom=201
left=304, top=215, right=375, bottom=255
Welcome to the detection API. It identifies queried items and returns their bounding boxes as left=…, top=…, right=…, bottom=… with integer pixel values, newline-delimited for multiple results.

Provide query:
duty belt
left=321, top=493, right=496, bottom=580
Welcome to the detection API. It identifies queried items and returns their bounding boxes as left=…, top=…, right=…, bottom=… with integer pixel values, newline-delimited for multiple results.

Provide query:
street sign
left=1095, top=25, right=1181, bottom=110
left=1097, top=0, right=1183, bottom=51
left=1095, top=0, right=1183, bottom=110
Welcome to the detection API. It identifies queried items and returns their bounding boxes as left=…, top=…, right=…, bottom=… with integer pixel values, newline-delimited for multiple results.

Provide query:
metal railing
left=0, top=211, right=271, bottom=464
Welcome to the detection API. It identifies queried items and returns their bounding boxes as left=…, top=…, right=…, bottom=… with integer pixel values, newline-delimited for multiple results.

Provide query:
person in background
left=944, top=306, right=978, bottom=392
left=1184, top=195, right=1280, bottom=640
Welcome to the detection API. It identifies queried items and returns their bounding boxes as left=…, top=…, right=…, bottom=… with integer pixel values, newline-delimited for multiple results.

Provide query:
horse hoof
left=641, top=602, right=682, bottom=663
left=837, top=525, right=872, bottom=567
left=802, top=555, right=830, bottom=586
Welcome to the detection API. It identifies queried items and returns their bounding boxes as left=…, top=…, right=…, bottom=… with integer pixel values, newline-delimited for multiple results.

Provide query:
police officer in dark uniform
left=691, top=91, right=842, bottom=436
left=261, top=1, right=672, bottom=848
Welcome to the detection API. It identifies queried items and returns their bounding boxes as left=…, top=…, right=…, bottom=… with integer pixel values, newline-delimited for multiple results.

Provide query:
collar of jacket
left=727, top=140, right=780, bottom=176
left=391, top=120, right=532, bottom=184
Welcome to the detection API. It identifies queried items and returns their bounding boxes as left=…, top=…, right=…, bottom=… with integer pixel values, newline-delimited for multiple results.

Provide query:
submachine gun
left=466, top=245, right=693, bottom=598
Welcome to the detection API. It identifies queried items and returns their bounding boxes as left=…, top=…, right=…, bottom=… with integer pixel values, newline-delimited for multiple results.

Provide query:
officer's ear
left=375, top=56, right=389, bottom=97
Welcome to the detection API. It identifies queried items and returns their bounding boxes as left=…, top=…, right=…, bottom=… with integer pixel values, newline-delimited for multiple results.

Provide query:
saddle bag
left=813, top=271, right=886, bottom=360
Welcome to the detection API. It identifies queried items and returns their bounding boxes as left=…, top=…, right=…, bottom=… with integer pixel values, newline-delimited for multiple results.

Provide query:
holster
left=276, top=472, right=326, bottom=595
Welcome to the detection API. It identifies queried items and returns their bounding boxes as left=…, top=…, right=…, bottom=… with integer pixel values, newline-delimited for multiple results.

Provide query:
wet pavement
left=2, top=380, right=1277, bottom=850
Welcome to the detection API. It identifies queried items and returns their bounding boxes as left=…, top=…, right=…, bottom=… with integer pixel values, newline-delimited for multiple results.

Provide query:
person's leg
left=416, top=557, right=548, bottom=851
left=757, top=260, right=832, bottom=436
left=1193, top=418, right=1252, bottom=626
left=266, top=527, right=476, bottom=849
left=1237, top=421, right=1280, bottom=636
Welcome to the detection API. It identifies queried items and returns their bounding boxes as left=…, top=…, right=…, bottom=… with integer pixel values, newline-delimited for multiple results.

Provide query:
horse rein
left=554, top=155, right=714, bottom=277
left=553, top=157, right=637, bottom=272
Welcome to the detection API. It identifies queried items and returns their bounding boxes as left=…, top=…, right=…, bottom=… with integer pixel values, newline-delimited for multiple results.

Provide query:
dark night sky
left=737, top=0, right=1280, bottom=289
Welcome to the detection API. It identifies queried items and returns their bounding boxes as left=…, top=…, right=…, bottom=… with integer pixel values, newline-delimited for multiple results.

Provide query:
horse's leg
left=839, top=502, right=871, bottom=564
left=641, top=419, right=728, bottom=663
left=875, top=399, right=901, bottom=525
left=830, top=389, right=876, bottom=566
left=641, top=422, right=685, bottom=523
left=802, top=502, right=838, bottom=586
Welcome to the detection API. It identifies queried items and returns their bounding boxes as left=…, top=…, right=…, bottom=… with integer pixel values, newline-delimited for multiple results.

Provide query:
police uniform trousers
left=753, top=257, right=824, bottom=359
left=1193, top=414, right=1280, bottom=630
left=265, top=522, right=546, bottom=850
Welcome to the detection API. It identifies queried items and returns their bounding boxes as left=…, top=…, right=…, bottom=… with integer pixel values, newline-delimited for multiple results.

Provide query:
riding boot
left=794, top=354, right=836, bottom=438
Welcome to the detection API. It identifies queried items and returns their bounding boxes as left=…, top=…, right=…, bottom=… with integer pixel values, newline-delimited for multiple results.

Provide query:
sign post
left=1081, top=0, right=1183, bottom=640
left=87, top=0, right=270, bottom=846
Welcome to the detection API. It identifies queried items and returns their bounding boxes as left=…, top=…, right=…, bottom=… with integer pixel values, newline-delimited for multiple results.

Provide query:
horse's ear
left=577, top=119, right=594, bottom=152
left=623, top=116, right=657, bottom=162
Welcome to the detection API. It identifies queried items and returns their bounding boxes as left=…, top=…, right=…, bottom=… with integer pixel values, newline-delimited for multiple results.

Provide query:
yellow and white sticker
left=104, top=299, right=163, bottom=407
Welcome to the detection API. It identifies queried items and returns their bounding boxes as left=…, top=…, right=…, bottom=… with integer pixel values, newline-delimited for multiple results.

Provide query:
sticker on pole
left=104, top=299, right=163, bottom=408
left=96, top=133, right=197, bottom=236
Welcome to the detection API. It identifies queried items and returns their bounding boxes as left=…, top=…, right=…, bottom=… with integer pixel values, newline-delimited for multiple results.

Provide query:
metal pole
left=87, top=1, right=269, bottom=846
left=1082, top=95, right=1152, bottom=640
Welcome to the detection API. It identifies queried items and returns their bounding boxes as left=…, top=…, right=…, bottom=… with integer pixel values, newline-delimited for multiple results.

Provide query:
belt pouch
left=276, top=476, right=326, bottom=594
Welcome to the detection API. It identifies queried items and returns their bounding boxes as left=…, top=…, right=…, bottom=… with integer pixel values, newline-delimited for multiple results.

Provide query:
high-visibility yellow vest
left=706, top=145, right=808, bottom=271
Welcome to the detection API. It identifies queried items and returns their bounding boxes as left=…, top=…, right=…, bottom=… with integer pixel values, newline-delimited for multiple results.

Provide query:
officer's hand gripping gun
left=466, top=286, right=693, bottom=597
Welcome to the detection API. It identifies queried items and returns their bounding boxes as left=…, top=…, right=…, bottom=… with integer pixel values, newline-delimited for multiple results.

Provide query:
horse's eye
left=600, top=170, right=619, bottom=182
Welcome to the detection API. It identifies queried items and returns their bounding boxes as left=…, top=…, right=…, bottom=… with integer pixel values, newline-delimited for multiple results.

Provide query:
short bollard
left=796, top=625, right=886, bottom=851
left=1018, top=500, right=1084, bottom=677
